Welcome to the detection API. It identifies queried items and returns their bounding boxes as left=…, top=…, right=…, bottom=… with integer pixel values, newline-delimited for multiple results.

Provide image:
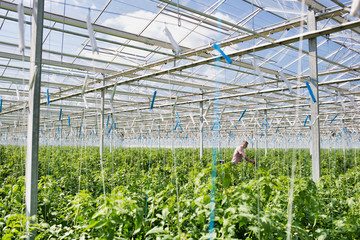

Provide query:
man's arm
left=244, top=155, right=255, bottom=164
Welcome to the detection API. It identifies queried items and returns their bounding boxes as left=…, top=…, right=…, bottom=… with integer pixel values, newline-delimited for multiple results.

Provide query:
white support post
left=265, top=109, right=268, bottom=155
left=200, top=90, right=204, bottom=159
left=100, top=78, right=104, bottom=162
left=308, top=9, right=321, bottom=182
left=25, top=1, right=44, bottom=239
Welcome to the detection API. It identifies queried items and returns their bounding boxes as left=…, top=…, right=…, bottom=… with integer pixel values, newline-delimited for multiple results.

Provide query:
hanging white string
left=287, top=1, right=306, bottom=239
left=86, top=9, right=99, bottom=53
left=82, top=74, right=89, bottom=108
left=350, top=0, right=360, bottom=16
left=83, top=95, right=88, bottom=109
left=82, top=74, right=88, bottom=95
left=253, top=60, right=266, bottom=85
left=109, top=100, right=115, bottom=116
left=16, top=85, right=20, bottom=101
left=337, top=91, right=346, bottom=112
left=164, top=25, right=182, bottom=56
left=110, top=80, right=118, bottom=102
left=17, top=2, right=25, bottom=54
left=279, top=71, right=294, bottom=94
left=346, top=95, right=358, bottom=111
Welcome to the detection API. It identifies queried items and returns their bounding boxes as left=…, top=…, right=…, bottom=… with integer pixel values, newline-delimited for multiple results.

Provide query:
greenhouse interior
left=0, top=0, right=360, bottom=239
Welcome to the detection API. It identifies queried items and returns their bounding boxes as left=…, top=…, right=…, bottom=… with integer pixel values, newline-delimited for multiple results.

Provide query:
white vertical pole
left=100, top=79, right=104, bottom=166
left=265, top=109, right=268, bottom=155
left=200, top=90, right=204, bottom=159
left=25, top=0, right=44, bottom=239
left=308, top=9, right=321, bottom=182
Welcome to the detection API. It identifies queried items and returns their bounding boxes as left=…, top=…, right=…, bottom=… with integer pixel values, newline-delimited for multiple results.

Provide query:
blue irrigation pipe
left=176, top=111, right=181, bottom=122
left=106, top=114, right=110, bottom=127
left=46, top=89, right=50, bottom=104
left=303, top=115, right=309, bottom=127
left=211, top=122, right=216, bottom=131
left=213, top=43, right=232, bottom=64
left=59, top=108, right=62, bottom=121
left=238, top=108, right=247, bottom=121
left=330, top=115, right=337, bottom=124
left=174, top=121, right=179, bottom=130
left=265, top=118, right=270, bottom=128
left=150, top=90, right=157, bottom=109
left=305, top=81, right=317, bottom=102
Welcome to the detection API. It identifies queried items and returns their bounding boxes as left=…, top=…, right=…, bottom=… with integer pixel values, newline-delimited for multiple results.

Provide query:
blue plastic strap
left=276, top=126, right=279, bottom=133
left=343, top=127, right=347, bottom=134
left=106, top=115, right=110, bottom=127
left=59, top=108, right=62, bottom=121
left=176, top=111, right=181, bottom=123
left=46, top=89, right=50, bottom=105
left=303, top=115, right=309, bottom=127
left=238, top=108, right=247, bottom=122
left=213, top=43, right=232, bottom=64
left=41, top=129, right=43, bottom=135
left=113, top=120, right=116, bottom=130
left=179, top=123, right=183, bottom=132
left=150, top=91, right=157, bottom=109
left=205, top=130, right=209, bottom=136
left=58, top=126, right=60, bottom=133
left=212, top=121, right=221, bottom=130
left=265, top=129, right=267, bottom=136
left=265, top=118, right=270, bottom=127
left=191, top=129, right=194, bottom=134
left=68, top=116, right=71, bottom=126
left=108, top=125, right=112, bottom=134
left=260, top=122, right=264, bottom=130
left=305, top=81, right=316, bottom=103
left=79, top=124, right=82, bottom=134
left=174, top=121, right=179, bottom=130
left=0, top=99, right=2, bottom=112
left=330, top=115, right=337, bottom=125
left=234, top=125, right=237, bottom=130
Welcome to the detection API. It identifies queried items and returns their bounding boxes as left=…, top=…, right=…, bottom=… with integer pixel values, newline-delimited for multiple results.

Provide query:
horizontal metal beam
left=0, top=1, right=175, bottom=50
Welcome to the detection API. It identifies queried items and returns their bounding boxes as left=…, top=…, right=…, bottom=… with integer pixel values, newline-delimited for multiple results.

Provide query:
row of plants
left=0, top=145, right=359, bottom=239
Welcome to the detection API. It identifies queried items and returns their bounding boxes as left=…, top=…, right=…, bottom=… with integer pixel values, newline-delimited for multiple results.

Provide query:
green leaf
left=146, top=226, right=164, bottom=236
left=224, top=172, right=232, bottom=188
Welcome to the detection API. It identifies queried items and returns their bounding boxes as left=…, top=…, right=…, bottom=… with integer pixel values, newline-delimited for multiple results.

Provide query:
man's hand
left=245, top=155, right=255, bottom=165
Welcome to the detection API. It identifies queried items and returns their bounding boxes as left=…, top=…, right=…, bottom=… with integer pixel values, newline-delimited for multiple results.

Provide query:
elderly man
left=231, top=141, right=255, bottom=165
